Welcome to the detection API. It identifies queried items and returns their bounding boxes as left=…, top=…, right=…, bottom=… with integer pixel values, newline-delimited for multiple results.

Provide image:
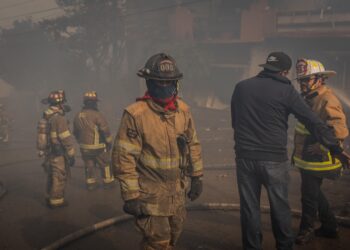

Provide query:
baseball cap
left=259, top=52, right=292, bottom=72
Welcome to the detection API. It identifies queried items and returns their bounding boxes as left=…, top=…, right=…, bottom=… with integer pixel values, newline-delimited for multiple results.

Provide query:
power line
left=0, top=0, right=209, bottom=37
left=31, top=11, right=64, bottom=22
left=0, top=0, right=39, bottom=11
left=0, top=0, right=206, bottom=23
left=0, top=7, right=62, bottom=22
left=122, top=0, right=208, bottom=18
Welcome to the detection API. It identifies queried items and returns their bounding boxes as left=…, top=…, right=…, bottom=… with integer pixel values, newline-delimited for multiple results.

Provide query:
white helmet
left=296, top=59, right=336, bottom=79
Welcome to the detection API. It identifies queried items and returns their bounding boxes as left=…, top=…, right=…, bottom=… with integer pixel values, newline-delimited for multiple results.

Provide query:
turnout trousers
left=299, top=170, right=337, bottom=232
left=47, top=155, right=67, bottom=206
left=135, top=205, right=186, bottom=250
left=81, top=148, right=114, bottom=187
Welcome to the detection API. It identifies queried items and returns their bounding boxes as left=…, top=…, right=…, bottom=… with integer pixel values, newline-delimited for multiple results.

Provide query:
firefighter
left=0, top=103, right=10, bottom=143
left=41, top=90, right=71, bottom=113
left=112, top=53, right=203, bottom=250
left=73, top=91, right=114, bottom=190
left=294, top=59, right=349, bottom=244
left=37, top=91, right=75, bottom=208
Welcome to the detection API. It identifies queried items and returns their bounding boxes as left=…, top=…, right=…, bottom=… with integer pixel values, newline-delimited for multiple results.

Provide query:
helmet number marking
left=159, top=60, right=174, bottom=72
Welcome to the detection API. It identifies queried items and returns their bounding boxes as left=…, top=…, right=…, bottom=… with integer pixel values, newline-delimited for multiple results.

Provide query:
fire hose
left=41, top=202, right=350, bottom=250
left=0, top=152, right=349, bottom=249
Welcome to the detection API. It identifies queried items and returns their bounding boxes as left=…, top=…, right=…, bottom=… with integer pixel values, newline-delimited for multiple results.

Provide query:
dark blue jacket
left=231, top=70, right=341, bottom=161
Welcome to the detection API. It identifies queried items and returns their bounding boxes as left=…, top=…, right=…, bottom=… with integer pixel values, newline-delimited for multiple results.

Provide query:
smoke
left=331, top=87, right=350, bottom=109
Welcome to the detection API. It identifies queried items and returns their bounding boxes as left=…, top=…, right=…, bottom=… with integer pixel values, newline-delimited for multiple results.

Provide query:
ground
left=0, top=108, right=350, bottom=250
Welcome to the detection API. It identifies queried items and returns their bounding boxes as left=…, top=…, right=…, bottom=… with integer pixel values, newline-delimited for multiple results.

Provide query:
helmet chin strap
left=174, top=80, right=179, bottom=96
left=310, top=77, right=322, bottom=90
left=302, top=77, right=321, bottom=95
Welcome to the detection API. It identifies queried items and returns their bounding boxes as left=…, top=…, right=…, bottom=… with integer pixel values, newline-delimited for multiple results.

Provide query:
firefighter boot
left=85, top=166, right=98, bottom=191
left=86, top=178, right=98, bottom=191
left=46, top=197, right=68, bottom=209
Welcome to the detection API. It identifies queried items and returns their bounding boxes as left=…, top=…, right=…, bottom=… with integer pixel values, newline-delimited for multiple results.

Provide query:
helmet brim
left=137, top=71, right=183, bottom=81
left=83, top=98, right=99, bottom=102
left=296, top=70, right=337, bottom=80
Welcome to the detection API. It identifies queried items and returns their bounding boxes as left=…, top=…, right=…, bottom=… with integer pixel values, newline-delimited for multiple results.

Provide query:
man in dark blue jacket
left=231, top=52, right=344, bottom=250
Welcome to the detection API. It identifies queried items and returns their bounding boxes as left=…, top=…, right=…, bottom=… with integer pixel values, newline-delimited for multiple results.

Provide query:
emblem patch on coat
left=127, top=128, right=138, bottom=138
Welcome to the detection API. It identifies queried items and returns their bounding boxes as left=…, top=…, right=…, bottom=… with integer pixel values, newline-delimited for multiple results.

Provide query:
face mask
left=147, top=81, right=177, bottom=100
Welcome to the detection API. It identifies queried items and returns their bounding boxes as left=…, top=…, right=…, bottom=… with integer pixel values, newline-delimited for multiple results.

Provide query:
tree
left=41, top=0, right=128, bottom=89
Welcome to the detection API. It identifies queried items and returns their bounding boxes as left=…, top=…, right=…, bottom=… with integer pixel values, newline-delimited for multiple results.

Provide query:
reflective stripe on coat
left=112, top=99, right=203, bottom=216
left=293, top=86, right=348, bottom=172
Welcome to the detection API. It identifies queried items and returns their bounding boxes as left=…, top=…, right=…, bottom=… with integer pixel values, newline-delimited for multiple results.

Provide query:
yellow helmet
left=296, top=59, right=336, bottom=79
left=83, top=91, right=98, bottom=102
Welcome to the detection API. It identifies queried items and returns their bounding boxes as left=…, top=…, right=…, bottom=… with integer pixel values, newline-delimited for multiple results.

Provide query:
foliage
left=41, top=0, right=127, bottom=85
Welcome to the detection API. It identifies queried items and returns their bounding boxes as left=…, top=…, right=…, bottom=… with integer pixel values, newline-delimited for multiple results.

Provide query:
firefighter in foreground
left=112, top=53, right=203, bottom=249
left=37, top=91, right=75, bottom=208
left=294, top=59, right=349, bottom=244
left=73, top=91, right=114, bottom=190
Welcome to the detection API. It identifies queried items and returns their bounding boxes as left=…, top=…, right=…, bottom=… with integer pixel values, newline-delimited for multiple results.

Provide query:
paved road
left=1, top=120, right=350, bottom=249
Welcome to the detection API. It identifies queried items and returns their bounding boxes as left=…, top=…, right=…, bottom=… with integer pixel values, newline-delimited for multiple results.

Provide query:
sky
left=0, top=0, right=63, bottom=28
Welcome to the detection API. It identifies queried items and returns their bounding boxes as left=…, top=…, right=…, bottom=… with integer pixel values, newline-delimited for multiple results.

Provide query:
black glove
left=187, top=176, right=203, bottom=201
left=336, top=152, right=350, bottom=169
left=67, top=156, right=75, bottom=167
left=329, top=143, right=344, bottom=155
left=329, top=141, right=350, bottom=169
left=123, top=199, right=144, bottom=217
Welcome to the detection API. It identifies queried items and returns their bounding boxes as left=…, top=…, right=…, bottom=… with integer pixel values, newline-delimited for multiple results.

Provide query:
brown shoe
left=295, top=228, right=314, bottom=245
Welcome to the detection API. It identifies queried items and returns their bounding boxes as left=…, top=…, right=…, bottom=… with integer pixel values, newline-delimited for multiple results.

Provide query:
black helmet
left=57, top=90, right=67, bottom=103
left=41, top=89, right=67, bottom=105
left=137, top=53, right=183, bottom=81
left=47, top=91, right=65, bottom=106
left=83, top=91, right=99, bottom=102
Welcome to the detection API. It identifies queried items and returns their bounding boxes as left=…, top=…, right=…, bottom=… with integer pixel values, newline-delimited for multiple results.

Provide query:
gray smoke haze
left=0, top=0, right=349, bottom=143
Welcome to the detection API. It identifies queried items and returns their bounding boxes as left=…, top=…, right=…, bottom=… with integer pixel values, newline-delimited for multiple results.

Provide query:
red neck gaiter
left=137, top=92, right=178, bottom=111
